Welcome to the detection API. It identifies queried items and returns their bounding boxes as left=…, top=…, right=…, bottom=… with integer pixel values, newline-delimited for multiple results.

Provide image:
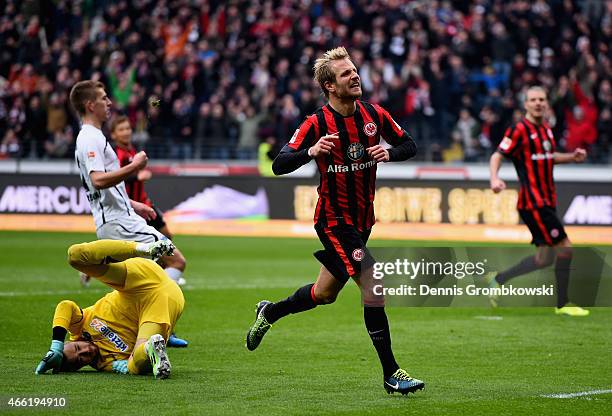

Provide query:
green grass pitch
left=0, top=230, right=610, bottom=415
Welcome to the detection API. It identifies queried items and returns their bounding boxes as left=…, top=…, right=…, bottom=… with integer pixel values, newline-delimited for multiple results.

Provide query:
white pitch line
left=0, top=283, right=298, bottom=297
left=541, top=389, right=612, bottom=399
left=0, top=288, right=107, bottom=297
left=474, top=315, right=503, bottom=320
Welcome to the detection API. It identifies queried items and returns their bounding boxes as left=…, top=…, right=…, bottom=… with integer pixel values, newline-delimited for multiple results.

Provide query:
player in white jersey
left=70, top=80, right=189, bottom=348
left=69, top=81, right=187, bottom=287
left=74, top=123, right=151, bottom=229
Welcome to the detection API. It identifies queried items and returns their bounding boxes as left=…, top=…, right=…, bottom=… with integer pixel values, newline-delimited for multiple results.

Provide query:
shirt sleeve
left=82, top=134, right=107, bottom=174
left=52, top=300, right=84, bottom=336
left=497, top=124, right=522, bottom=158
left=272, top=145, right=312, bottom=175
left=375, top=105, right=408, bottom=146
left=287, top=116, right=317, bottom=151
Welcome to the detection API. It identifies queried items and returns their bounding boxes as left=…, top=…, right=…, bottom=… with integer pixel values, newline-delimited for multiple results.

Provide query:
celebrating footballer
left=246, top=47, right=424, bottom=395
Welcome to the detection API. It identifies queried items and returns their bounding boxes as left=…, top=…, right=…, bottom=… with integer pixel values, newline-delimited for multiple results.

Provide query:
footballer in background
left=110, top=114, right=186, bottom=280
left=488, top=86, right=589, bottom=316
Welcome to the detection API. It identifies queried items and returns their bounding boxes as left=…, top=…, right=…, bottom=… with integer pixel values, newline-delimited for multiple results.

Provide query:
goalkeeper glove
left=35, top=340, right=64, bottom=374
left=112, top=360, right=129, bottom=375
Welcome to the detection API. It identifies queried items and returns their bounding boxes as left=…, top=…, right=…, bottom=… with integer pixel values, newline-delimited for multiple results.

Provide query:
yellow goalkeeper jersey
left=64, top=258, right=184, bottom=372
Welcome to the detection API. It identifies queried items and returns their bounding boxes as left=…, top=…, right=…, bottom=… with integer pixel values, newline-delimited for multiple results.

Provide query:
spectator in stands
left=199, top=103, right=230, bottom=160
left=131, top=109, right=150, bottom=152
left=258, top=136, right=277, bottom=177
left=0, top=0, right=609, bottom=164
left=8, top=92, right=26, bottom=132
left=454, top=108, right=481, bottom=162
left=479, top=105, right=504, bottom=151
left=46, top=93, right=69, bottom=138
left=565, top=80, right=598, bottom=152
left=44, top=125, right=73, bottom=158
left=25, top=95, right=47, bottom=158
left=276, top=95, right=300, bottom=147
left=0, top=129, right=20, bottom=159
left=107, top=55, right=136, bottom=110
left=232, top=104, right=269, bottom=160
left=169, top=96, right=195, bottom=160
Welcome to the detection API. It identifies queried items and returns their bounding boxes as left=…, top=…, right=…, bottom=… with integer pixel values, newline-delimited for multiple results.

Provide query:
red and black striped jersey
left=287, top=100, right=412, bottom=231
left=114, top=145, right=152, bottom=207
left=497, top=118, right=557, bottom=209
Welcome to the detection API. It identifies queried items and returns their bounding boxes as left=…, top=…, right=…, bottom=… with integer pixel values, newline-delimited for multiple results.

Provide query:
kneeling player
left=35, top=239, right=184, bottom=378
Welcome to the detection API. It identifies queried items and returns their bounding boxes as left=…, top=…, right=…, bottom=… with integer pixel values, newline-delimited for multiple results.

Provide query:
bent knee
left=67, top=244, right=87, bottom=267
left=313, top=291, right=337, bottom=305
left=535, top=257, right=554, bottom=268
left=57, top=299, right=75, bottom=310
left=362, top=294, right=385, bottom=308
left=556, top=246, right=573, bottom=260
left=164, top=252, right=186, bottom=270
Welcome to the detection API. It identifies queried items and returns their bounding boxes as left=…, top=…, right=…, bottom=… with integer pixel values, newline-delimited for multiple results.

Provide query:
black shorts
left=146, top=205, right=167, bottom=231
left=519, top=206, right=567, bottom=246
left=314, top=224, right=373, bottom=283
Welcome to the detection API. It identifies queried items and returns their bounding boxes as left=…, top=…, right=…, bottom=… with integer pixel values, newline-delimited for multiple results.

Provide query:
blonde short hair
left=313, top=46, right=351, bottom=97
left=525, top=85, right=548, bottom=101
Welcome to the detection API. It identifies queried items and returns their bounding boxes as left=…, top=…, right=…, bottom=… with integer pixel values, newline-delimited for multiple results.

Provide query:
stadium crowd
left=0, top=0, right=610, bottom=163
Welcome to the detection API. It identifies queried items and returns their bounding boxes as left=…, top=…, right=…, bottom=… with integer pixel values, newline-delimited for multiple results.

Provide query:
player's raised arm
left=35, top=300, right=83, bottom=374
left=89, top=151, right=148, bottom=189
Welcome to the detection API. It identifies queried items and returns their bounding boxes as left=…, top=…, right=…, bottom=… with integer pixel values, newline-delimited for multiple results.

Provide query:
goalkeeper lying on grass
left=35, top=239, right=184, bottom=379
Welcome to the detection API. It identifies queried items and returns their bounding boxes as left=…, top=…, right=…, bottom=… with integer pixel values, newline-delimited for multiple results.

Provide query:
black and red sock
left=364, top=306, right=399, bottom=378
left=555, top=252, right=572, bottom=308
left=496, top=255, right=540, bottom=285
left=264, top=283, right=317, bottom=324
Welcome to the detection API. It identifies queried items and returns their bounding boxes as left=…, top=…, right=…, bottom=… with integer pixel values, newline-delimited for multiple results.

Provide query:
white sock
left=165, top=267, right=183, bottom=282
left=135, top=242, right=151, bottom=257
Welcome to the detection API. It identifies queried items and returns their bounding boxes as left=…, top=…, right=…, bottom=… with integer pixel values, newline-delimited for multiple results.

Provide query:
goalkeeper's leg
left=128, top=322, right=171, bottom=378
left=68, top=240, right=138, bottom=269
left=67, top=240, right=174, bottom=287
left=67, top=240, right=138, bottom=285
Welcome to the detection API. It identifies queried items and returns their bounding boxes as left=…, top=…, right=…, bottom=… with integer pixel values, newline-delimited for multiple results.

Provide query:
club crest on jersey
left=352, top=248, right=365, bottom=262
left=543, top=140, right=552, bottom=152
left=363, top=122, right=377, bottom=137
left=551, top=229, right=559, bottom=238
left=347, top=142, right=365, bottom=161
left=530, top=133, right=538, bottom=140
left=87, top=151, right=96, bottom=159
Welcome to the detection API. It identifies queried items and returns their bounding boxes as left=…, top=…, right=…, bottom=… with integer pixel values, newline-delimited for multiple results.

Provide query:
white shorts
left=97, top=215, right=166, bottom=243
